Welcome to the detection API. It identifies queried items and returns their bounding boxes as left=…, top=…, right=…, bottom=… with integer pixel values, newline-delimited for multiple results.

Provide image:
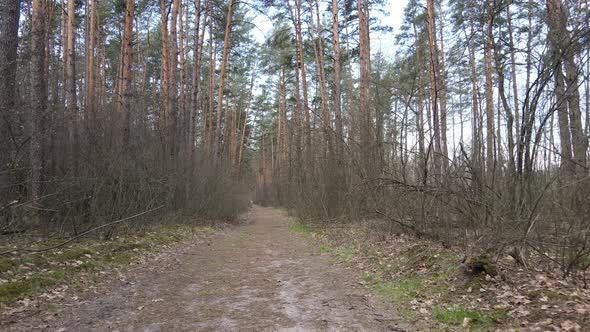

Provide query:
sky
left=250, top=0, right=409, bottom=57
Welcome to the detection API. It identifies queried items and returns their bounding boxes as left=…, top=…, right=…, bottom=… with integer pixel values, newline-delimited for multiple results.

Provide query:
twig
left=0, top=205, right=165, bottom=256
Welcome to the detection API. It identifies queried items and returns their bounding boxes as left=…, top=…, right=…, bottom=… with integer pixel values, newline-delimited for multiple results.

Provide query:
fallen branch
left=0, top=205, right=165, bottom=256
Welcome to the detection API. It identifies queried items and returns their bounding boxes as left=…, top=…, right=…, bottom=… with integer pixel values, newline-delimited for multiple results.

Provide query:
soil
left=2, top=206, right=407, bottom=331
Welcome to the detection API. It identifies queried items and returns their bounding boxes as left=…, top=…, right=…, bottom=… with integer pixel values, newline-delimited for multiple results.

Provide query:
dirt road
left=6, top=206, right=405, bottom=331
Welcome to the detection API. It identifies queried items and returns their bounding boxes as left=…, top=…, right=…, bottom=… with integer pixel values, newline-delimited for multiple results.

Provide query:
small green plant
left=0, top=257, right=16, bottom=273
left=361, top=271, right=383, bottom=284
left=0, top=271, right=66, bottom=304
left=60, top=247, right=94, bottom=261
left=0, top=225, right=214, bottom=305
left=432, top=305, right=501, bottom=329
left=289, top=223, right=313, bottom=234
left=373, top=276, right=423, bottom=303
left=104, top=252, right=132, bottom=265
left=47, top=303, right=59, bottom=312
left=398, top=307, right=418, bottom=321
left=333, top=245, right=355, bottom=263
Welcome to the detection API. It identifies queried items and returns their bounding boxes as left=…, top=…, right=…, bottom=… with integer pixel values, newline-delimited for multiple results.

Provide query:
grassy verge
left=0, top=225, right=215, bottom=305
left=289, top=220, right=509, bottom=331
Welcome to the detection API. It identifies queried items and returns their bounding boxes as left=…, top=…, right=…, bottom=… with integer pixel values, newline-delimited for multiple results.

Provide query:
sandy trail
left=5, top=206, right=405, bottom=331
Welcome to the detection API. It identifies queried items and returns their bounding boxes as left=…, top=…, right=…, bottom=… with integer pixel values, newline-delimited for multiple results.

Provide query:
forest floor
left=1, top=206, right=410, bottom=331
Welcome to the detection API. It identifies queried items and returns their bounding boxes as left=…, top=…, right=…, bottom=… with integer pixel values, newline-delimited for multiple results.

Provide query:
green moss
left=373, top=276, right=423, bottom=303
left=76, top=261, right=101, bottom=271
left=20, top=254, right=49, bottom=267
left=398, top=307, right=418, bottom=321
left=0, top=271, right=66, bottom=304
left=110, top=241, right=145, bottom=253
left=333, top=245, right=355, bottom=263
left=0, top=225, right=214, bottom=305
left=0, top=257, right=16, bottom=273
left=47, top=303, right=59, bottom=312
left=104, top=252, right=132, bottom=265
left=60, top=247, right=94, bottom=261
left=289, top=223, right=313, bottom=234
left=432, top=305, right=500, bottom=329
left=361, top=271, right=383, bottom=284
left=464, top=276, right=484, bottom=291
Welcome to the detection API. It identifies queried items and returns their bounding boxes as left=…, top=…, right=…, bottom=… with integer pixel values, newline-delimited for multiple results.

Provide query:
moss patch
left=289, top=223, right=313, bottom=234
left=432, top=305, right=505, bottom=330
left=373, top=276, right=423, bottom=303
left=0, top=257, right=16, bottom=272
left=59, top=247, right=95, bottom=261
left=333, top=245, right=355, bottom=263
left=0, top=224, right=215, bottom=305
left=0, top=271, right=66, bottom=303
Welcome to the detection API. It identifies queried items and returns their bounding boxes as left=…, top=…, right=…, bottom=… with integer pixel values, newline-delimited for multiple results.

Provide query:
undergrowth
left=0, top=225, right=215, bottom=305
left=300, top=221, right=510, bottom=330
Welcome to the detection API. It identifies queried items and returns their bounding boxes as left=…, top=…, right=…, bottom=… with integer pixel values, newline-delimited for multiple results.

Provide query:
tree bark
left=190, top=0, right=205, bottom=158
left=30, top=0, right=47, bottom=205
left=213, top=0, right=234, bottom=161
left=169, top=0, right=179, bottom=157
left=468, top=0, right=481, bottom=172
left=65, top=0, right=77, bottom=152
left=0, top=0, right=20, bottom=163
left=287, top=0, right=312, bottom=171
left=437, top=2, right=448, bottom=168
left=160, top=0, right=171, bottom=156
left=86, top=0, right=97, bottom=125
left=312, top=0, right=331, bottom=159
left=331, top=0, right=343, bottom=161
left=357, top=0, right=372, bottom=176
left=426, top=0, right=442, bottom=174
left=118, top=0, right=134, bottom=146
left=484, top=0, right=495, bottom=175
left=238, top=68, right=256, bottom=176
left=546, top=0, right=588, bottom=175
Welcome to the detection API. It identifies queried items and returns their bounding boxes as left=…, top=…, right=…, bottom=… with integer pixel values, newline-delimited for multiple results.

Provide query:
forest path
left=7, top=206, right=406, bottom=332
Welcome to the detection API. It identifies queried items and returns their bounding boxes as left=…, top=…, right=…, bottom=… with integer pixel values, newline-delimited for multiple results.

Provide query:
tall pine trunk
left=213, top=0, right=234, bottom=161
left=117, top=0, right=134, bottom=146
left=30, top=0, right=47, bottom=206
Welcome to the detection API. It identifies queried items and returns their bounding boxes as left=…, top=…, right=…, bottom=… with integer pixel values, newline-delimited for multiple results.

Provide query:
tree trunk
left=65, top=0, right=77, bottom=153
left=426, top=0, right=442, bottom=174
left=0, top=0, right=20, bottom=164
left=86, top=0, right=97, bottom=125
left=468, top=0, right=481, bottom=173
left=169, top=0, right=179, bottom=158
left=190, top=0, right=205, bottom=158
left=484, top=0, right=495, bottom=176
left=437, top=2, right=448, bottom=168
left=412, top=18, right=426, bottom=181
left=506, top=0, right=518, bottom=171
left=331, top=0, right=343, bottom=161
left=238, top=68, right=256, bottom=176
left=312, top=0, right=331, bottom=159
left=213, top=0, right=234, bottom=161
left=357, top=0, right=372, bottom=177
left=178, top=0, right=187, bottom=155
left=118, top=0, right=134, bottom=146
left=206, top=0, right=215, bottom=153
left=160, top=0, right=171, bottom=156
left=546, top=0, right=587, bottom=175
left=287, top=0, right=312, bottom=172
left=30, top=0, right=47, bottom=205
